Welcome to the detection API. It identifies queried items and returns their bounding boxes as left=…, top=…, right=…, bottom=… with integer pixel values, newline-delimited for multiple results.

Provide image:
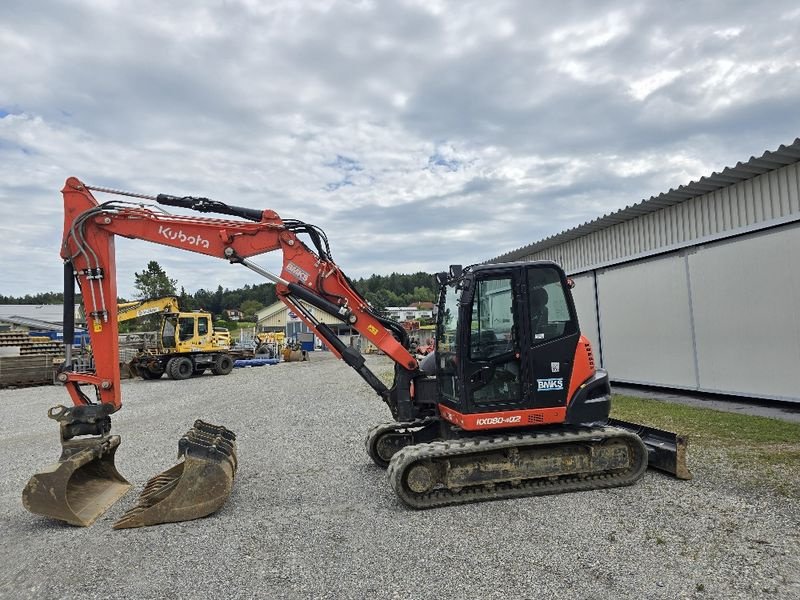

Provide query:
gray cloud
left=1, top=0, right=799, bottom=298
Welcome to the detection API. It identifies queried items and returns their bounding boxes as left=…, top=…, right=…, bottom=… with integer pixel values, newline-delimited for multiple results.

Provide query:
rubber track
left=387, top=427, right=648, bottom=509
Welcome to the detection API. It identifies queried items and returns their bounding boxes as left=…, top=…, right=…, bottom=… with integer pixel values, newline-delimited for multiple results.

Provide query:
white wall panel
left=688, top=223, right=800, bottom=400
left=596, top=255, right=697, bottom=387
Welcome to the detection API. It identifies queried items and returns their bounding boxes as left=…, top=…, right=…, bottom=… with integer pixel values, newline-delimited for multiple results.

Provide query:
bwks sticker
left=537, top=378, right=564, bottom=392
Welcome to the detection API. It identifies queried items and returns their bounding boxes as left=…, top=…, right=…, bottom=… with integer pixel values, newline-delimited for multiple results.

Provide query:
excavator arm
left=117, top=296, right=181, bottom=322
left=24, top=177, right=422, bottom=527
left=59, top=176, right=418, bottom=414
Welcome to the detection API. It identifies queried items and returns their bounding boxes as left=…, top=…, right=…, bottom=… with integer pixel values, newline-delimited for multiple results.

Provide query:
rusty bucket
left=113, top=420, right=237, bottom=529
left=22, top=434, right=131, bottom=527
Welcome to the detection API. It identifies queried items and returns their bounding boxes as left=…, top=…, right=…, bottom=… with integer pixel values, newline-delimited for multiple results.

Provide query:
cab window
left=178, top=317, right=195, bottom=341
left=198, top=317, right=209, bottom=336
left=527, top=268, right=576, bottom=344
left=470, top=277, right=514, bottom=360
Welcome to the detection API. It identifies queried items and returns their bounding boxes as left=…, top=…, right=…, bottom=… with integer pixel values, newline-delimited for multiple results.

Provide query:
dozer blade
left=22, top=435, right=131, bottom=527
left=113, top=420, right=237, bottom=529
left=608, top=418, right=692, bottom=480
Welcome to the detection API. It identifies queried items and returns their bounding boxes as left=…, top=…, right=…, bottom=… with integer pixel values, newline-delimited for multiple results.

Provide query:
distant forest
left=0, top=271, right=437, bottom=318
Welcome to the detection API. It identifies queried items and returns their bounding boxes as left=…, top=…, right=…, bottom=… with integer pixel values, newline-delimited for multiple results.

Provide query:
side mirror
left=449, top=264, right=463, bottom=279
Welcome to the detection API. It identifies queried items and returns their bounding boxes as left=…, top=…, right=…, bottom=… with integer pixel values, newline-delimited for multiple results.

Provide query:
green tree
left=212, top=285, right=224, bottom=315
left=365, top=289, right=396, bottom=318
left=178, top=286, right=196, bottom=310
left=133, top=261, right=178, bottom=299
left=411, top=286, right=435, bottom=303
left=240, top=299, right=264, bottom=319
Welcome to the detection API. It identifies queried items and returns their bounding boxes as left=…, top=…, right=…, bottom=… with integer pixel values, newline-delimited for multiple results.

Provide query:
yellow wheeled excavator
left=117, top=296, right=234, bottom=379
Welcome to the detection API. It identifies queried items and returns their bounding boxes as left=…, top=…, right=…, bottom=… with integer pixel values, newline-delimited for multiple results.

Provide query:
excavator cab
left=436, top=261, right=593, bottom=423
left=160, top=313, right=218, bottom=353
left=430, top=261, right=690, bottom=480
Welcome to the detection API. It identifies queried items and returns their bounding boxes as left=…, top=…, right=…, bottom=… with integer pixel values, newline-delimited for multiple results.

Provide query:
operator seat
left=530, top=287, right=548, bottom=335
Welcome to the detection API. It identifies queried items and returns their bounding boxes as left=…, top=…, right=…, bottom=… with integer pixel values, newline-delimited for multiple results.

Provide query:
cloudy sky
left=2, top=0, right=799, bottom=299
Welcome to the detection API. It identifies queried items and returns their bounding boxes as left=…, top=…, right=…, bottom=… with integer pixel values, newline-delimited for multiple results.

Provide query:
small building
left=255, top=300, right=355, bottom=346
left=224, top=309, right=243, bottom=321
left=384, top=305, right=434, bottom=323
left=0, top=305, right=83, bottom=332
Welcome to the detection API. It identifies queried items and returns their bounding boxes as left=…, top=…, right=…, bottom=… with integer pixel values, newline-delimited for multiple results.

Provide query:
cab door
left=462, top=273, right=525, bottom=411
left=521, top=265, right=580, bottom=408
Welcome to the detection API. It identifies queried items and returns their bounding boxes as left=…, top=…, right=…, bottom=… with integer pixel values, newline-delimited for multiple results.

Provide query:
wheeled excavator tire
left=139, top=365, right=164, bottom=380
left=167, top=357, right=194, bottom=380
left=211, top=354, right=234, bottom=376
left=387, top=426, right=648, bottom=509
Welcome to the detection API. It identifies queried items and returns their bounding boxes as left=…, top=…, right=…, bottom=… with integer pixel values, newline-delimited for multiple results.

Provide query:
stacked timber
left=0, top=332, right=65, bottom=387
left=0, top=355, right=61, bottom=387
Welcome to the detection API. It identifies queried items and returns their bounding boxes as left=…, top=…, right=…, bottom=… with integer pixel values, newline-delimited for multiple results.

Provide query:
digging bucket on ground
left=113, top=420, right=237, bottom=529
left=22, top=434, right=131, bottom=526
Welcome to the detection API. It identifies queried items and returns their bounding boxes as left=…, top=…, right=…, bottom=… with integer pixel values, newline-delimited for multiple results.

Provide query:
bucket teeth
left=113, top=421, right=237, bottom=530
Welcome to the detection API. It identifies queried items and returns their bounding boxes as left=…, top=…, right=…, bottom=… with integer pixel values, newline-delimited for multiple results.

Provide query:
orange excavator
left=22, top=177, right=690, bottom=529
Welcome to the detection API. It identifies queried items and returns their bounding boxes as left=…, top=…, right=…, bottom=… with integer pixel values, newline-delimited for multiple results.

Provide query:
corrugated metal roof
left=0, top=315, right=63, bottom=331
left=490, top=138, right=800, bottom=263
left=0, top=304, right=64, bottom=322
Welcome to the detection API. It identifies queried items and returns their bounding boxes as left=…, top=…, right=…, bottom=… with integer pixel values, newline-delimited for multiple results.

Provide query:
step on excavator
left=22, top=177, right=690, bottom=529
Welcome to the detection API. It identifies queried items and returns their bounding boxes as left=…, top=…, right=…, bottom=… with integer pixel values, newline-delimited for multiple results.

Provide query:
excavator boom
left=24, top=177, right=421, bottom=527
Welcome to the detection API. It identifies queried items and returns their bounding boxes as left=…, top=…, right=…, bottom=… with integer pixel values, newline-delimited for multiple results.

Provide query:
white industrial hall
left=491, top=138, right=800, bottom=403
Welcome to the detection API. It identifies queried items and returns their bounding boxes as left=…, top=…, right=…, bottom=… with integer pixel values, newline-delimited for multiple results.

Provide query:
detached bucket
left=113, top=420, right=237, bottom=529
left=22, top=435, right=131, bottom=527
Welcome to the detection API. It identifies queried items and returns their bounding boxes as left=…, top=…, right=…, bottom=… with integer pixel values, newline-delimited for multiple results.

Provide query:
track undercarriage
left=368, top=422, right=654, bottom=508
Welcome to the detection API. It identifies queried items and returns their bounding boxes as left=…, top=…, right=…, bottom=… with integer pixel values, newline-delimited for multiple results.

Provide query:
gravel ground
left=1, top=354, right=798, bottom=600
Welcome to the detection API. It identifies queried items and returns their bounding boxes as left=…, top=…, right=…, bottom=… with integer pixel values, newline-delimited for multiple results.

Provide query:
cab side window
left=528, top=268, right=577, bottom=344
left=178, top=317, right=195, bottom=341
left=198, top=317, right=209, bottom=336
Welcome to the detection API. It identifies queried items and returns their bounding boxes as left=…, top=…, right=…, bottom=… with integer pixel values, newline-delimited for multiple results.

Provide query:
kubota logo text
left=158, top=226, right=210, bottom=249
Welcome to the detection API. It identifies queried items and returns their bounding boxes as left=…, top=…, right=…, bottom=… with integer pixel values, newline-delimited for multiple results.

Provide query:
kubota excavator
left=22, top=177, right=690, bottom=529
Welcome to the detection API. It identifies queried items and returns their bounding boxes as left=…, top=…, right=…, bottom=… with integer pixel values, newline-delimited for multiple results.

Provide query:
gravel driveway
left=1, top=354, right=798, bottom=599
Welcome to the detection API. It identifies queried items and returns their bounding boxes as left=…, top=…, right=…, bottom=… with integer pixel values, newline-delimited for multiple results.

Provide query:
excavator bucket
left=22, top=435, right=131, bottom=527
left=608, top=418, right=692, bottom=480
left=113, top=420, right=237, bottom=529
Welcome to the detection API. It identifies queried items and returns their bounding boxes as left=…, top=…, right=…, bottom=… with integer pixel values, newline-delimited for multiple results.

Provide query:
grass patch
left=612, top=394, right=800, bottom=497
